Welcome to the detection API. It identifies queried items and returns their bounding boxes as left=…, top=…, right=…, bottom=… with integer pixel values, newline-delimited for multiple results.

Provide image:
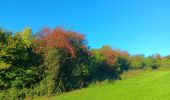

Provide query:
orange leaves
left=35, top=27, right=87, bottom=58
left=100, top=45, right=129, bottom=65
left=66, top=31, right=85, bottom=42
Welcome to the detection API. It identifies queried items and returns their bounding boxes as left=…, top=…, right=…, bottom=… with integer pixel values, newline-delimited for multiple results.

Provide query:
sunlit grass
left=46, top=70, right=170, bottom=100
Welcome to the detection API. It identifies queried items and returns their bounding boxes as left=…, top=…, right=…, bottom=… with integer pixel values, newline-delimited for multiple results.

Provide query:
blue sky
left=1, top=0, right=170, bottom=56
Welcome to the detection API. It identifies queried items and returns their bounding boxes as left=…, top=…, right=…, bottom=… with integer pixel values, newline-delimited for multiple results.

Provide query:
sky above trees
left=1, top=0, right=170, bottom=56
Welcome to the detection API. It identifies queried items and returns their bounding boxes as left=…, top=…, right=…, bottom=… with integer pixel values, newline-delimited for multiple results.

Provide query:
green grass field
left=43, top=70, right=170, bottom=100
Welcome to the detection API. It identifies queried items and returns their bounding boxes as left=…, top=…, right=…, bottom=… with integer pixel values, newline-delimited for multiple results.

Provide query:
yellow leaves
left=0, top=43, right=11, bottom=70
left=0, top=61, right=11, bottom=70
left=19, top=27, right=34, bottom=48
left=0, top=43, right=10, bottom=56
left=0, top=51, right=7, bottom=56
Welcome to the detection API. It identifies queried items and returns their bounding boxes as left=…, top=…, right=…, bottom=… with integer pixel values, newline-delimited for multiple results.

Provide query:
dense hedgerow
left=0, top=27, right=163, bottom=99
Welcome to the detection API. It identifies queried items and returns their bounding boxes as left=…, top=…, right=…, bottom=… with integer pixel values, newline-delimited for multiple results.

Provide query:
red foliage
left=100, top=46, right=117, bottom=64
left=35, top=27, right=88, bottom=58
left=155, top=54, right=162, bottom=60
left=100, top=46, right=129, bottom=65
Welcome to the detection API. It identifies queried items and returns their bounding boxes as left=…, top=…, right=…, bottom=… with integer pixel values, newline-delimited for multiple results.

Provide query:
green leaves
left=0, top=26, right=165, bottom=99
left=0, top=27, right=43, bottom=92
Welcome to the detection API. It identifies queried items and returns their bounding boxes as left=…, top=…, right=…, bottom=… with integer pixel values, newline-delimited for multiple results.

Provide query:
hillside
left=49, top=70, right=170, bottom=100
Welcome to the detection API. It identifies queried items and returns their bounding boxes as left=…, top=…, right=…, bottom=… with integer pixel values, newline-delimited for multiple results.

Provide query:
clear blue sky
left=1, top=0, right=170, bottom=56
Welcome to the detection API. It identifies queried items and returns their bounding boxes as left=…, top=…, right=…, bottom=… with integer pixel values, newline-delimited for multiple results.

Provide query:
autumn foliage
left=99, top=45, right=129, bottom=65
left=0, top=27, right=162, bottom=99
left=35, top=27, right=86, bottom=58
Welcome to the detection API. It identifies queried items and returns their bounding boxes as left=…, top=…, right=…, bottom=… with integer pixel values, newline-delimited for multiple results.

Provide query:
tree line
left=0, top=27, right=169, bottom=99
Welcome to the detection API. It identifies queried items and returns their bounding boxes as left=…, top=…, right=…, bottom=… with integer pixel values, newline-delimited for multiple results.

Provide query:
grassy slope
left=50, top=70, right=170, bottom=100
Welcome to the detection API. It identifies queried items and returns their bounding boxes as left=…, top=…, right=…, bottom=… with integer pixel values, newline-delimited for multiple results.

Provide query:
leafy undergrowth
left=32, top=70, right=170, bottom=100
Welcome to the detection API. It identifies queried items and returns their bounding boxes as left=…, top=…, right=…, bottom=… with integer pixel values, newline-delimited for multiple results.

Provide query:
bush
left=0, top=27, right=164, bottom=99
